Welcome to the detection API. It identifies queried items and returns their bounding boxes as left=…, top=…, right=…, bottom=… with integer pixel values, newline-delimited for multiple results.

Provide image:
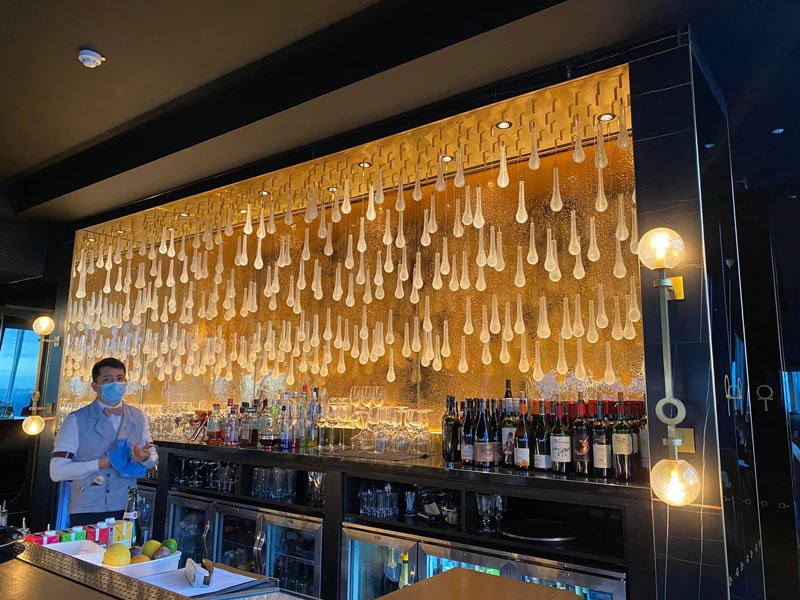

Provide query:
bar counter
left=149, top=440, right=657, bottom=599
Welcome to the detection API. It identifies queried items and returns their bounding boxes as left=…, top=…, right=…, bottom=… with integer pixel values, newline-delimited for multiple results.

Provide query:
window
left=0, top=328, right=41, bottom=418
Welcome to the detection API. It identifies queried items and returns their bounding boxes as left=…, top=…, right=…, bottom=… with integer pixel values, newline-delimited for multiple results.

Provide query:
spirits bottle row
left=205, top=384, right=321, bottom=450
left=441, top=380, right=649, bottom=481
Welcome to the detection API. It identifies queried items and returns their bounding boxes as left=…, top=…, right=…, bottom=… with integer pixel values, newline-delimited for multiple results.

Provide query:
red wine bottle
left=461, top=399, right=475, bottom=466
left=571, top=394, right=591, bottom=476
left=474, top=399, right=493, bottom=468
left=612, top=400, right=634, bottom=481
left=592, top=400, right=613, bottom=478
left=514, top=399, right=531, bottom=470
left=533, top=399, right=551, bottom=471
left=550, top=401, right=572, bottom=474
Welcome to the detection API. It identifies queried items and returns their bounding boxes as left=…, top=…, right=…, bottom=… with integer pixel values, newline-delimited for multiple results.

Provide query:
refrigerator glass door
left=342, top=526, right=418, bottom=600
left=166, top=493, right=213, bottom=568
left=213, top=503, right=264, bottom=574
left=262, top=512, right=323, bottom=597
left=510, top=559, right=626, bottom=600
left=418, top=542, right=509, bottom=578
left=137, top=487, right=156, bottom=542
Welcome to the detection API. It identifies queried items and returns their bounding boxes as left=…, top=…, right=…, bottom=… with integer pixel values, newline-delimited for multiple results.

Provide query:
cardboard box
left=111, top=520, right=132, bottom=547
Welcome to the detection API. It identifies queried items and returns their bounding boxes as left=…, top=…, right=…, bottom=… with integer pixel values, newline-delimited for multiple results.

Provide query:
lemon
left=130, top=555, right=151, bottom=564
left=142, top=540, right=162, bottom=558
left=103, top=543, right=132, bottom=566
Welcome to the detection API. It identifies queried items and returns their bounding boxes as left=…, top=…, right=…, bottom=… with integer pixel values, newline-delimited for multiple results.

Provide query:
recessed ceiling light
left=704, top=143, right=715, bottom=149
left=178, top=211, right=190, bottom=217
left=87, top=237, right=95, bottom=242
left=327, top=186, right=338, bottom=192
left=115, top=229, right=125, bottom=234
left=442, top=155, right=454, bottom=163
left=357, top=161, right=372, bottom=169
left=239, top=209, right=248, bottom=214
left=598, top=112, right=616, bottom=122
left=772, top=128, right=785, bottom=134
left=78, top=48, right=106, bottom=69
left=495, top=120, right=513, bottom=130
left=258, top=189, right=270, bottom=196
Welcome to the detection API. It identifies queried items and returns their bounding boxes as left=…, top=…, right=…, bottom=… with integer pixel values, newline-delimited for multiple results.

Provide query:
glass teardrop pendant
left=595, top=167, right=608, bottom=212
left=499, top=337, right=510, bottom=364
left=482, top=340, right=492, bottom=366
left=366, top=184, right=377, bottom=221
left=254, top=237, right=264, bottom=270
left=629, top=207, right=639, bottom=254
left=304, top=189, right=318, bottom=224
left=458, top=336, right=468, bottom=373
left=386, top=348, right=396, bottom=382
left=543, top=228, right=555, bottom=272
left=453, top=199, right=464, bottom=237
left=394, top=265, right=405, bottom=299
left=395, top=169, right=406, bottom=212
left=568, top=210, right=580, bottom=255
left=464, top=296, right=474, bottom=335
left=462, top=185, right=473, bottom=225
left=331, top=188, right=341, bottom=223
left=575, top=338, right=587, bottom=380
left=317, top=196, right=327, bottom=239
left=549, top=239, right=562, bottom=282
left=519, top=334, right=530, bottom=373
left=514, top=294, right=525, bottom=334
left=324, top=223, right=334, bottom=256
left=514, top=246, right=526, bottom=287
left=595, top=121, right=608, bottom=169
left=413, top=160, right=423, bottom=201
left=387, top=309, right=395, bottom=344
left=432, top=253, right=443, bottom=289
left=487, top=226, right=497, bottom=268
left=441, top=319, right=451, bottom=357
left=573, top=237, right=585, bottom=280
left=413, top=251, right=424, bottom=289
left=615, top=194, right=629, bottom=241
left=537, top=295, right=550, bottom=338
left=613, top=237, right=627, bottom=278
left=384, top=243, right=394, bottom=273
left=495, top=230, right=506, bottom=272
left=402, top=322, right=411, bottom=358
left=603, top=342, right=616, bottom=384
left=533, top=340, right=544, bottom=381
left=596, top=284, right=609, bottom=328
left=346, top=272, right=355, bottom=307
left=428, top=194, right=438, bottom=233
left=623, top=295, right=636, bottom=339
left=459, top=251, right=471, bottom=289
left=573, top=294, right=585, bottom=337
left=333, top=263, right=343, bottom=301
left=448, top=253, right=459, bottom=291
left=617, top=99, right=630, bottom=149
left=476, top=228, right=487, bottom=267
left=475, top=264, right=487, bottom=292
left=440, top=238, right=451, bottom=274
left=358, top=217, right=367, bottom=253
left=454, top=148, right=465, bottom=188
left=375, top=165, right=384, bottom=205
left=611, top=295, right=623, bottom=340
left=502, top=301, right=513, bottom=341
left=629, top=277, right=641, bottom=322
left=382, top=210, right=392, bottom=246
left=586, top=300, right=599, bottom=343
left=257, top=205, right=266, bottom=239
left=560, top=296, right=573, bottom=340
left=550, top=164, right=563, bottom=212
left=516, top=180, right=528, bottom=223
left=473, top=186, right=485, bottom=228
left=528, top=122, right=541, bottom=170
left=497, top=142, right=509, bottom=188
left=588, top=217, right=600, bottom=262
left=395, top=211, right=406, bottom=249
left=556, top=337, right=568, bottom=375
left=420, top=210, right=432, bottom=247
left=480, top=304, right=490, bottom=343
left=345, top=234, right=354, bottom=269
left=435, top=154, right=446, bottom=192
left=285, top=190, right=295, bottom=226
left=342, top=179, right=352, bottom=214
left=573, top=115, right=585, bottom=163
left=527, top=221, right=538, bottom=265
left=423, top=294, right=432, bottom=332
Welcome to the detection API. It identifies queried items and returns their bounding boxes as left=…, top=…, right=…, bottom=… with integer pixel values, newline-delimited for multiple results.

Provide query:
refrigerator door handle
left=253, top=530, right=266, bottom=574
left=201, top=520, right=211, bottom=560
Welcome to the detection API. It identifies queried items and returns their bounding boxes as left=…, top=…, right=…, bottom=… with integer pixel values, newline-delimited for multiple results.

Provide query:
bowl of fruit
left=81, top=539, right=181, bottom=578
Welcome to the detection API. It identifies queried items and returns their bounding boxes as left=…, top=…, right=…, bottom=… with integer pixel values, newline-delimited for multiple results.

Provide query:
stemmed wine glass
left=350, top=387, right=365, bottom=409
left=362, top=386, right=375, bottom=409
left=336, top=402, right=353, bottom=449
left=175, top=457, right=188, bottom=486
left=476, top=494, right=496, bottom=534
left=373, top=386, right=386, bottom=407
left=493, top=495, right=507, bottom=532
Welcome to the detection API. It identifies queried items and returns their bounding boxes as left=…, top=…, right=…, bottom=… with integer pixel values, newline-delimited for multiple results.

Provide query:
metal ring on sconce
left=654, top=396, right=687, bottom=426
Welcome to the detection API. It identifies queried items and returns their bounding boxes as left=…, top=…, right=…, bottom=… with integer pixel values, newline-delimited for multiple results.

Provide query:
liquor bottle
left=490, top=399, right=502, bottom=467
left=533, top=399, right=551, bottom=471
left=592, top=400, right=613, bottom=478
left=612, top=400, right=634, bottom=480
left=474, top=399, right=493, bottom=468
left=279, top=404, right=291, bottom=450
left=291, top=392, right=301, bottom=449
left=550, top=401, right=572, bottom=474
left=622, top=395, right=639, bottom=477
left=571, top=395, right=591, bottom=476
left=501, top=398, right=518, bottom=467
left=122, top=487, right=141, bottom=548
left=206, top=404, right=223, bottom=446
left=398, top=552, right=410, bottom=589
left=504, top=379, right=513, bottom=401
left=241, top=406, right=259, bottom=448
left=637, top=402, right=650, bottom=472
left=223, top=403, right=241, bottom=447
left=459, top=401, right=466, bottom=426
left=461, top=399, right=475, bottom=466
left=307, top=401, right=320, bottom=448
left=259, top=398, right=280, bottom=449
left=442, top=396, right=461, bottom=463
left=299, top=386, right=309, bottom=449
left=514, top=399, right=531, bottom=470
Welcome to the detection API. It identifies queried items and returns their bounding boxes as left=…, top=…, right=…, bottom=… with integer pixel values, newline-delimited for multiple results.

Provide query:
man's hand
left=99, top=455, right=110, bottom=469
left=131, top=443, right=154, bottom=463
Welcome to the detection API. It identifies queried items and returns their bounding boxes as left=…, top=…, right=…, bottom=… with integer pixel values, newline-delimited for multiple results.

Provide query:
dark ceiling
left=0, top=0, right=797, bottom=225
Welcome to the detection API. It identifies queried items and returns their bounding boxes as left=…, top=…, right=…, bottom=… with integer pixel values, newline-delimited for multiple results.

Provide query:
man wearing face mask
left=50, top=357, right=158, bottom=527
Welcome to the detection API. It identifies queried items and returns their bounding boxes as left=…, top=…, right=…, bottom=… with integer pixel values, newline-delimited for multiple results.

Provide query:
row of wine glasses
left=476, top=494, right=507, bottom=534
left=349, top=386, right=387, bottom=408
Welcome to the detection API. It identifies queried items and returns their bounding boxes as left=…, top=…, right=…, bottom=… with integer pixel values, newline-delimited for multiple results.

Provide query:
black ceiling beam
left=2, top=0, right=562, bottom=213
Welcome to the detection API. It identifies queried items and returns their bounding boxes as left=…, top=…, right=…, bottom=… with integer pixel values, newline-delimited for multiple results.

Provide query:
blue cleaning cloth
left=107, top=439, right=148, bottom=478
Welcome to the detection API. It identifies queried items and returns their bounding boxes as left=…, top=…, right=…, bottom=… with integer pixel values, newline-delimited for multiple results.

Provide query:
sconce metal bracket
left=653, top=276, right=685, bottom=300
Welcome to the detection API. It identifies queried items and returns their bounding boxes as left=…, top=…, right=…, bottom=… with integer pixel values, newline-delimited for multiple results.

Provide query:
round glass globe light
left=22, top=415, right=46, bottom=435
left=637, top=227, right=685, bottom=270
left=650, top=458, right=701, bottom=506
left=32, top=315, right=55, bottom=337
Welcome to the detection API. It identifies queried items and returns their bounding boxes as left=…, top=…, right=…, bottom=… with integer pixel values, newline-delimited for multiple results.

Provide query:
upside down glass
left=476, top=494, right=496, bottom=534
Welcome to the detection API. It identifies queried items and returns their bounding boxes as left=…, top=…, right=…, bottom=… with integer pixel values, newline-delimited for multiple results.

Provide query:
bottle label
left=123, top=511, right=138, bottom=520
left=572, top=433, right=590, bottom=460
left=533, top=453, right=551, bottom=469
left=462, top=444, right=474, bottom=462
left=475, top=442, right=494, bottom=464
left=513, top=447, right=530, bottom=468
left=612, top=433, right=633, bottom=455
left=593, top=444, right=612, bottom=468
left=550, top=436, right=571, bottom=463
left=501, top=427, right=516, bottom=457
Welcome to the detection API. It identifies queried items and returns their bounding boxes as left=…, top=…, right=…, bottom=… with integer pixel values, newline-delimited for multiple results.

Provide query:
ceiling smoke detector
left=78, top=48, right=106, bottom=68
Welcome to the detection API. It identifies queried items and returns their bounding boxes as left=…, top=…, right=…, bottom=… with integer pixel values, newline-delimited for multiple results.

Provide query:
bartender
left=50, top=357, right=158, bottom=527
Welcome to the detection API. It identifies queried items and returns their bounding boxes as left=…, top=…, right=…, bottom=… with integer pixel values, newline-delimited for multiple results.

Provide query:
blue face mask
left=100, top=381, right=126, bottom=404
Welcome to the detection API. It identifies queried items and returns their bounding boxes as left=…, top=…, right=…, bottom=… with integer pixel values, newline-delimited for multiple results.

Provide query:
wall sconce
left=22, top=315, right=58, bottom=436
left=638, top=227, right=701, bottom=506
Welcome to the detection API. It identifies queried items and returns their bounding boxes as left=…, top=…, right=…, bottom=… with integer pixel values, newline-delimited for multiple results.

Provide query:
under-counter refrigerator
left=165, top=492, right=214, bottom=568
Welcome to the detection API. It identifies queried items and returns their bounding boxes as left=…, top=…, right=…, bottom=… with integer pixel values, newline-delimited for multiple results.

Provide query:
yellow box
left=111, top=520, right=133, bottom=547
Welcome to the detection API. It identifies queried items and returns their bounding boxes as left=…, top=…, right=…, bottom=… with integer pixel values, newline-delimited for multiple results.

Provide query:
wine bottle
left=514, top=399, right=531, bottom=470
left=592, top=400, right=613, bottom=478
left=612, top=400, right=634, bottom=480
left=474, top=399, right=492, bottom=468
left=622, top=395, right=639, bottom=477
left=637, top=401, right=650, bottom=472
left=461, top=399, right=475, bottom=466
left=122, top=487, right=141, bottom=548
left=533, top=399, right=551, bottom=471
left=490, top=399, right=502, bottom=467
left=442, top=396, right=462, bottom=463
left=550, top=401, right=572, bottom=473
left=398, top=552, right=410, bottom=588
left=571, top=394, right=591, bottom=476
left=504, top=378, right=513, bottom=400
left=501, top=398, right=518, bottom=467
